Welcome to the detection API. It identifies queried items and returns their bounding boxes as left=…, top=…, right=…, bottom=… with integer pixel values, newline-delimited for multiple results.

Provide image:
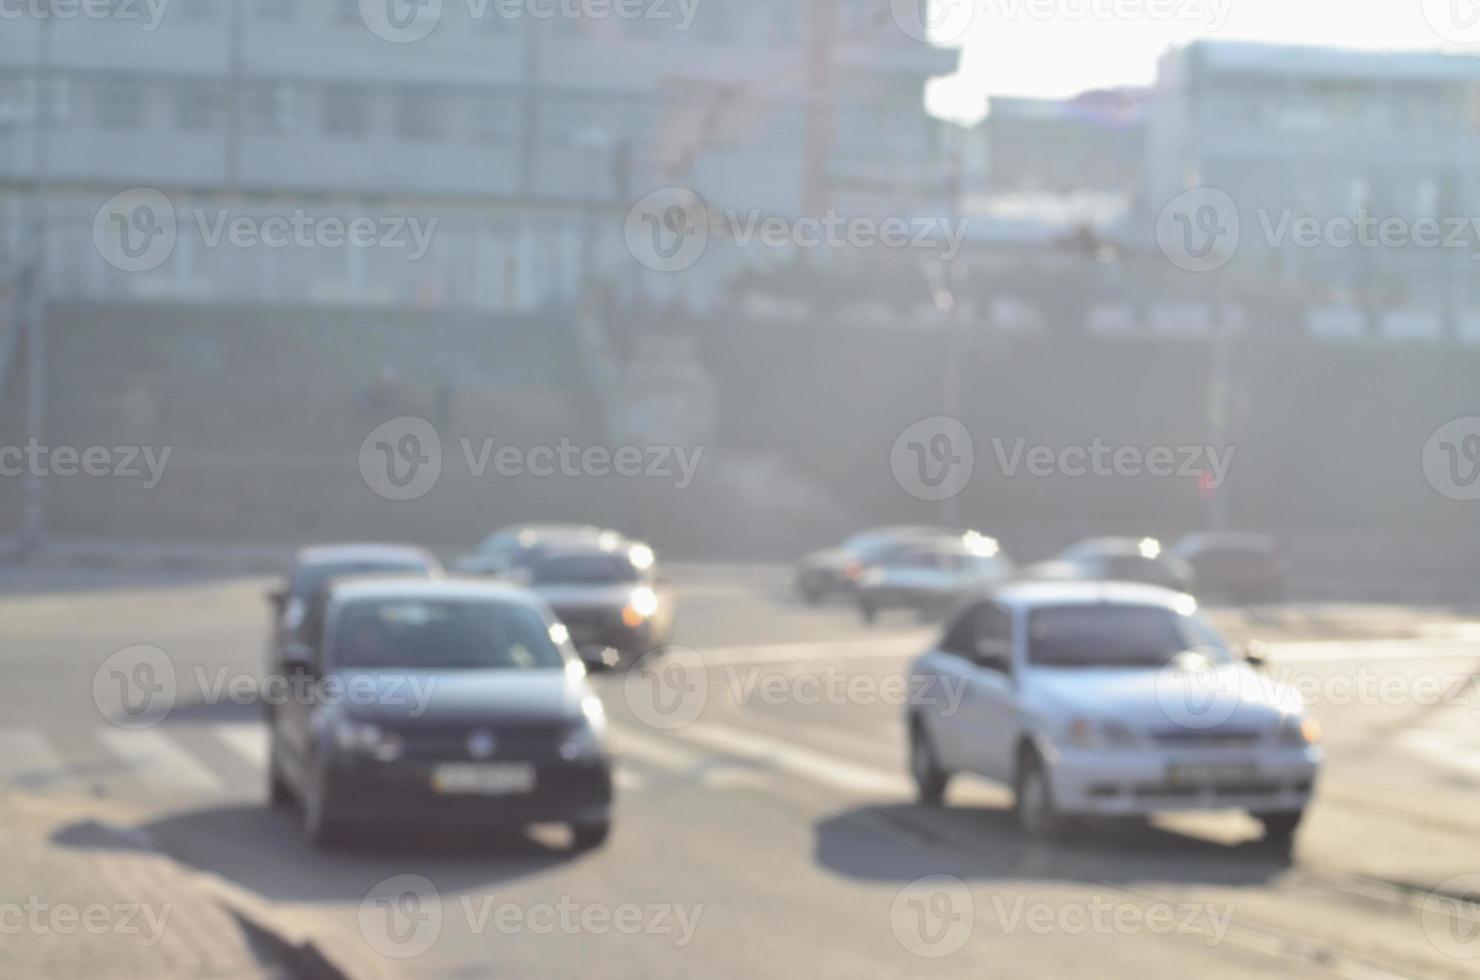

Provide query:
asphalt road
left=3, top=565, right=1480, bottom=979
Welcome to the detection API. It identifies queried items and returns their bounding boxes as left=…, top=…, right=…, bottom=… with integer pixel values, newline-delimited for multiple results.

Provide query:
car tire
left=1014, top=749, right=1064, bottom=839
left=302, top=756, right=343, bottom=849
left=908, top=719, right=950, bottom=805
left=571, top=820, right=611, bottom=850
left=1256, top=809, right=1304, bottom=844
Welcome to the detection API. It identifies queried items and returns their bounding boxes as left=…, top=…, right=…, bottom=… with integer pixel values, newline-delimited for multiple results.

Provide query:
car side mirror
left=282, top=642, right=316, bottom=676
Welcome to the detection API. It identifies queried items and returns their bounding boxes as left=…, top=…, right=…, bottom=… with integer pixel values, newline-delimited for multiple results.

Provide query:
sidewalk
left=3, top=792, right=300, bottom=980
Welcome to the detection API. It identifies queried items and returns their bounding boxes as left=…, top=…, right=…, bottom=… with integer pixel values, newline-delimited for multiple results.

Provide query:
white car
left=906, top=581, right=1320, bottom=844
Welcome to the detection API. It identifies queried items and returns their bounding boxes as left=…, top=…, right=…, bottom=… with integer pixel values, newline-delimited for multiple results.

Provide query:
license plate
left=432, top=763, right=536, bottom=796
left=1166, top=762, right=1258, bottom=785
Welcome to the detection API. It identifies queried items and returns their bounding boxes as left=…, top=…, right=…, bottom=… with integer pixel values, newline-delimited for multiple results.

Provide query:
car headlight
left=623, top=586, right=659, bottom=626
left=560, top=697, right=609, bottom=761
left=1279, top=714, right=1321, bottom=746
left=333, top=718, right=403, bottom=761
left=1065, top=717, right=1139, bottom=749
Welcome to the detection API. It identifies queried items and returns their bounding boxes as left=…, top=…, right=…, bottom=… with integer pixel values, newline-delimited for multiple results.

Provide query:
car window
left=939, top=601, right=1011, bottom=663
left=527, top=553, right=641, bottom=585
left=290, top=559, right=431, bottom=599
left=330, top=599, right=566, bottom=670
left=1027, top=605, right=1233, bottom=668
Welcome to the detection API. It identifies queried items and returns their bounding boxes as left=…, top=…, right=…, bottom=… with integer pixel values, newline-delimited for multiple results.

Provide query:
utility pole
left=801, top=0, right=839, bottom=216
left=19, top=9, right=54, bottom=556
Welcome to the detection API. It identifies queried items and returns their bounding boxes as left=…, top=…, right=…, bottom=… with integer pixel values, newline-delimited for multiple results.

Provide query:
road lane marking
left=1268, top=639, right=1480, bottom=663
left=613, top=767, right=646, bottom=791
left=0, top=728, right=70, bottom=790
left=213, top=723, right=269, bottom=769
left=674, top=722, right=909, bottom=797
left=609, top=724, right=707, bottom=772
left=1397, top=728, right=1480, bottom=778
left=97, top=728, right=225, bottom=794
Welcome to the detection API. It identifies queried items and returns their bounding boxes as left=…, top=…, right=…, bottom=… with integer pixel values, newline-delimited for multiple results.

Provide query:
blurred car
left=856, top=535, right=1014, bottom=623
left=1173, top=533, right=1284, bottom=603
left=453, top=523, right=620, bottom=577
left=1025, top=537, right=1194, bottom=592
left=268, top=577, right=613, bottom=849
left=906, top=581, right=1319, bottom=845
left=513, top=542, right=673, bottom=667
left=794, top=526, right=967, bottom=604
left=268, top=544, right=441, bottom=657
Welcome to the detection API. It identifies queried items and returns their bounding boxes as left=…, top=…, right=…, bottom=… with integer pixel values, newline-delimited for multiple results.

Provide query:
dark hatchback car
left=794, top=526, right=964, bottom=604
left=268, top=543, right=442, bottom=654
left=268, top=578, right=613, bottom=849
left=1025, top=537, right=1195, bottom=592
left=1173, top=533, right=1285, bottom=603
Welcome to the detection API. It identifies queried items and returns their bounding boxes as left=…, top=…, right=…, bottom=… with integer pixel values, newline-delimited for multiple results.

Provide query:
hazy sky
left=925, top=0, right=1480, bottom=121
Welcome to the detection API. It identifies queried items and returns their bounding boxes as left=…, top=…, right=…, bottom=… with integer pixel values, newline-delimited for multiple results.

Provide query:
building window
left=97, top=76, right=144, bottom=130
left=322, top=85, right=369, bottom=139
left=396, top=88, right=443, bottom=141
left=247, top=81, right=296, bottom=133
left=176, top=83, right=225, bottom=131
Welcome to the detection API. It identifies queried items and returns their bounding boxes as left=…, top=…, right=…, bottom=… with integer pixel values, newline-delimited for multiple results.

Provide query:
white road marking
left=0, top=728, right=69, bottom=790
left=1267, top=639, right=1480, bottom=663
left=213, top=723, right=269, bottom=769
left=1397, top=729, right=1480, bottom=778
left=97, top=728, right=224, bottom=794
left=613, top=767, right=646, bottom=791
left=675, top=722, right=909, bottom=797
left=609, top=724, right=706, bottom=772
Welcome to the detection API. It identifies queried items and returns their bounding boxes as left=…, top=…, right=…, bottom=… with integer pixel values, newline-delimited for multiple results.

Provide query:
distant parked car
left=857, top=535, right=1014, bottom=624
left=269, top=544, right=441, bottom=661
left=795, top=526, right=967, bottom=604
left=514, top=542, right=674, bottom=667
left=1025, top=537, right=1194, bottom=593
left=1173, top=533, right=1284, bottom=604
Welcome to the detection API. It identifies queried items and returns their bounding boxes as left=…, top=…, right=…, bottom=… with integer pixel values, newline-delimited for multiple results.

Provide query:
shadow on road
left=52, top=803, right=583, bottom=904
left=814, top=800, right=1293, bottom=889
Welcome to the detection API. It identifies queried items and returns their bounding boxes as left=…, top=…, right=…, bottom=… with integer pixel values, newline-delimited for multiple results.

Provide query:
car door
left=272, top=592, right=328, bottom=793
left=952, top=601, right=1019, bottom=784
left=916, top=603, right=982, bottom=772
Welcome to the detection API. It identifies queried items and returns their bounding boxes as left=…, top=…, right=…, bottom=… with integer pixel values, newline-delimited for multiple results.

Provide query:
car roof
left=986, top=579, right=1193, bottom=610
left=325, top=576, right=539, bottom=604
left=294, top=543, right=436, bottom=566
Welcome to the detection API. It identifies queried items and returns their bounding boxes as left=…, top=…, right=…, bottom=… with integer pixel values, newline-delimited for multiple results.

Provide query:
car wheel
left=302, top=756, right=343, bottom=848
left=1014, top=749, right=1063, bottom=838
left=1256, top=809, right=1304, bottom=844
left=571, top=819, right=611, bottom=850
left=909, top=720, right=950, bottom=804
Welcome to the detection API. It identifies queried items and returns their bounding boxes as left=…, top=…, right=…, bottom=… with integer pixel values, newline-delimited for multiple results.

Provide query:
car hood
left=335, top=667, right=588, bottom=727
left=529, top=584, right=637, bottom=610
left=1022, top=662, right=1295, bottom=731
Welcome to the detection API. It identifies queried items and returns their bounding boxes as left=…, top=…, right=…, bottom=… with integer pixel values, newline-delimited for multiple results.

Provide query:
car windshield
left=527, top=553, right=641, bottom=585
left=290, top=560, right=430, bottom=599
left=332, top=599, right=565, bottom=670
left=1027, top=605, right=1233, bottom=668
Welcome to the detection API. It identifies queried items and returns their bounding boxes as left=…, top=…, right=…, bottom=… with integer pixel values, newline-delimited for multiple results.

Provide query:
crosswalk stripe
left=609, top=724, right=706, bottom=772
left=674, top=722, right=909, bottom=797
left=213, top=723, right=269, bottom=769
left=97, top=728, right=225, bottom=794
left=1398, top=729, right=1480, bottom=777
left=0, top=728, right=69, bottom=790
